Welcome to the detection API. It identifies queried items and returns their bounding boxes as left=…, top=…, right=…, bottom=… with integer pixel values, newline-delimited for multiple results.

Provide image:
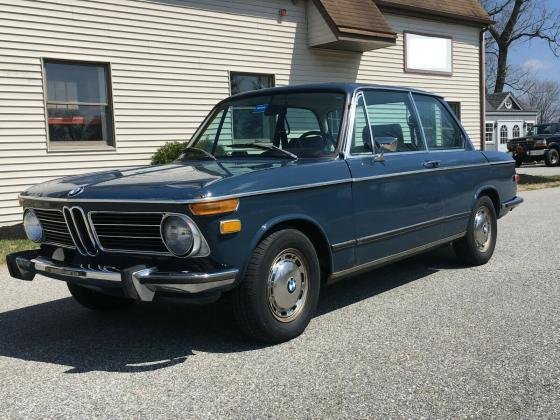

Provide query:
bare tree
left=522, top=78, right=560, bottom=123
left=483, top=0, right=560, bottom=93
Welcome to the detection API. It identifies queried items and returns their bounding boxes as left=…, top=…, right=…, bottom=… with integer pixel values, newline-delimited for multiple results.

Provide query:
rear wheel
left=545, top=148, right=559, bottom=167
left=67, top=283, right=135, bottom=311
left=232, top=229, right=321, bottom=343
left=453, top=196, right=497, bottom=266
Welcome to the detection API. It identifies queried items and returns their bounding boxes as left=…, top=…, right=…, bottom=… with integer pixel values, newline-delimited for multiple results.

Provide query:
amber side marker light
left=220, top=219, right=242, bottom=235
left=189, top=198, right=240, bottom=216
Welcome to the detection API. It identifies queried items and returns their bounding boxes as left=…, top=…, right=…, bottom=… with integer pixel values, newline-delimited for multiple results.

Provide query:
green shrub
left=151, top=141, right=188, bottom=165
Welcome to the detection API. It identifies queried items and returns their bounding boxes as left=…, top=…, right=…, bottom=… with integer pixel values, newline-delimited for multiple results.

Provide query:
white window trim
left=404, top=32, right=453, bottom=76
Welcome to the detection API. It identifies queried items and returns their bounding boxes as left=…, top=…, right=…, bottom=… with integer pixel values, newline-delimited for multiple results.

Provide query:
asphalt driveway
left=0, top=188, right=559, bottom=418
left=517, top=162, right=560, bottom=176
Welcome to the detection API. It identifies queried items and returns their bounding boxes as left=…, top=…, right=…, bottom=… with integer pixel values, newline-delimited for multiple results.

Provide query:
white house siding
left=0, top=0, right=482, bottom=225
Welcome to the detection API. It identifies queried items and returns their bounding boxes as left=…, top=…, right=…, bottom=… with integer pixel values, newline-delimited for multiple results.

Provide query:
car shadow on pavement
left=0, top=247, right=462, bottom=374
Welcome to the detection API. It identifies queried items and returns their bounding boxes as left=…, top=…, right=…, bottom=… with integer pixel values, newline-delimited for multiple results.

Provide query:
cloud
left=522, top=59, right=552, bottom=72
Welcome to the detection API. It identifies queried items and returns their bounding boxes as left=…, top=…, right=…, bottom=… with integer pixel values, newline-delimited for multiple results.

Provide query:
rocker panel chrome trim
left=328, top=233, right=466, bottom=282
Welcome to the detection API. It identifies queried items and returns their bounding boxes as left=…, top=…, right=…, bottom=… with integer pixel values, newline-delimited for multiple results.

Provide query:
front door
left=346, top=90, right=445, bottom=266
left=497, top=121, right=523, bottom=152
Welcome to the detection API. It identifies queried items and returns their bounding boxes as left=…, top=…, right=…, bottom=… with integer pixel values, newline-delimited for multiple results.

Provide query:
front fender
left=240, top=213, right=333, bottom=280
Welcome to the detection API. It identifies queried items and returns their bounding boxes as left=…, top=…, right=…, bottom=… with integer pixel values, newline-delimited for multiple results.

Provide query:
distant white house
left=0, top=0, right=491, bottom=226
left=485, top=92, right=539, bottom=152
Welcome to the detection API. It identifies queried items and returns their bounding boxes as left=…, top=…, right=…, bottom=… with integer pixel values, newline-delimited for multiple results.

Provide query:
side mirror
left=372, top=137, right=398, bottom=162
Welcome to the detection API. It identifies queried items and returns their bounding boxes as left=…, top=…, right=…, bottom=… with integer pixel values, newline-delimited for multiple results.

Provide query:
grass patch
left=517, top=174, right=560, bottom=191
left=0, top=239, right=37, bottom=264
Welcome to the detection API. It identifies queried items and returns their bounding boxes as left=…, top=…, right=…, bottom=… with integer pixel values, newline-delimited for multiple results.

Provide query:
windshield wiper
left=183, top=147, right=217, bottom=161
left=228, top=143, right=298, bottom=160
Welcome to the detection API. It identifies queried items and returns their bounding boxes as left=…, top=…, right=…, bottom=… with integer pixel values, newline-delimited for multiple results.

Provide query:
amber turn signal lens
left=189, top=198, right=239, bottom=216
left=220, top=219, right=242, bottom=235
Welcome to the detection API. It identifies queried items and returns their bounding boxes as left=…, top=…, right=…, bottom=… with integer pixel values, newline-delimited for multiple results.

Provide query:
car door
left=412, top=93, right=490, bottom=239
left=346, top=89, right=445, bottom=267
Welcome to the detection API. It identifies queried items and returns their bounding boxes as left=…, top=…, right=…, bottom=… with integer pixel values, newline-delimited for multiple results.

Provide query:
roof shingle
left=374, top=0, right=492, bottom=25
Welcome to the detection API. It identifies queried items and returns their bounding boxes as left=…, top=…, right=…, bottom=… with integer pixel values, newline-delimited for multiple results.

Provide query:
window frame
left=42, top=58, right=116, bottom=152
left=411, top=93, right=472, bottom=152
left=228, top=71, right=275, bottom=96
left=485, top=122, right=495, bottom=144
left=347, top=88, right=429, bottom=156
left=404, top=31, right=453, bottom=77
left=512, top=125, right=520, bottom=138
left=500, top=125, right=509, bottom=144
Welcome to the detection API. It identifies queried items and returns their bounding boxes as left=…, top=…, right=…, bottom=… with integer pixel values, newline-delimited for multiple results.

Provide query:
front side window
left=413, top=94, right=466, bottom=150
left=485, top=123, right=495, bottom=143
left=230, top=72, right=274, bottom=95
left=44, top=60, right=113, bottom=147
left=500, top=125, right=508, bottom=144
left=189, top=92, right=346, bottom=159
left=360, top=90, right=426, bottom=154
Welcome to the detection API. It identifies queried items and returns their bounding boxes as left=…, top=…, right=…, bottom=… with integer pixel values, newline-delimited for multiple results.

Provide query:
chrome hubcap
left=473, top=207, right=492, bottom=252
left=267, top=249, right=308, bottom=322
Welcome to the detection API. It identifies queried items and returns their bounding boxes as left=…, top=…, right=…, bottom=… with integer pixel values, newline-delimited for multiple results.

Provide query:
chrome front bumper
left=7, top=251, right=238, bottom=302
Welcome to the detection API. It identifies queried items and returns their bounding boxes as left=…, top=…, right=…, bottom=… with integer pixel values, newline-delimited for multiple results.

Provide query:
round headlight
left=161, top=215, right=195, bottom=257
left=23, top=209, right=43, bottom=243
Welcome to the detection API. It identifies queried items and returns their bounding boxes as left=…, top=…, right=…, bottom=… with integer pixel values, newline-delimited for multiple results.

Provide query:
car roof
left=223, top=83, right=441, bottom=103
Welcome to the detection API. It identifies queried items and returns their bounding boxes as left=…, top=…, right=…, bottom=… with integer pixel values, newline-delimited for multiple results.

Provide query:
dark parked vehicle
left=507, top=123, right=560, bottom=167
left=7, top=84, right=523, bottom=343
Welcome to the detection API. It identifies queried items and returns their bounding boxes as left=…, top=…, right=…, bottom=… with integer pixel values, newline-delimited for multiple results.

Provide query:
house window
left=230, top=72, right=275, bottom=95
left=44, top=60, right=113, bottom=148
left=447, top=102, right=461, bottom=119
left=500, top=125, right=508, bottom=144
left=512, top=125, right=520, bottom=138
left=404, top=32, right=453, bottom=75
left=485, top=123, right=495, bottom=143
left=526, top=123, right=534, bottom=136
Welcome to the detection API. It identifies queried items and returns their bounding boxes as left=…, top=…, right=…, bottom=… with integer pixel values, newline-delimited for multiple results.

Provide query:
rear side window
left=413, top=94, right=466, bottom=150
left=362, top=90, right=425, bottom=153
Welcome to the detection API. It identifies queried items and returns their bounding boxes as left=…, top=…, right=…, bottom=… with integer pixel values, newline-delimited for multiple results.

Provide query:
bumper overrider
left=6, top=249, right=239, bottom=302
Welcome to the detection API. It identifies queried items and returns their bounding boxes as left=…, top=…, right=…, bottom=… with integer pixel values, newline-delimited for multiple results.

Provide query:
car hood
left=22, top=160, right=289, bottom=201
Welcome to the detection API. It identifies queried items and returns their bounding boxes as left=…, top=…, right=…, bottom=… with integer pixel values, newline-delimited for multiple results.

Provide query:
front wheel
left=232, top=229, right=321, bottom=343
left=67, top=283, right=135, bottom=311
left=545, top=149, right=559, bottom=167
left=453, top=196, right=497, bottom=266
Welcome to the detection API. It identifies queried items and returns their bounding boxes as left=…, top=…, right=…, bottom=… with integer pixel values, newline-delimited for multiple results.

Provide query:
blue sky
left=508, top=0, right=560, bottom=83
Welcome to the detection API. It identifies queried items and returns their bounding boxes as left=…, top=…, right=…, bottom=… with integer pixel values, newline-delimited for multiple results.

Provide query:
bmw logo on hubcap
left=287, top=278, right=297, bottom=294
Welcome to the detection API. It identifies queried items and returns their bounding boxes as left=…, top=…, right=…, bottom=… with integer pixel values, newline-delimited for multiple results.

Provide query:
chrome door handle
left=423, top=160, right=441, bottom=168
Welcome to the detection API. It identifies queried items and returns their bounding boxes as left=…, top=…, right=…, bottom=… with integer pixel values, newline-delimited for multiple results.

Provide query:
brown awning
left=312, top=0, right=397, bottom=42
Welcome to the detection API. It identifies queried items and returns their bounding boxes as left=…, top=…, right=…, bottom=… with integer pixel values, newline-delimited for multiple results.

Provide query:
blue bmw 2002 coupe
left=8, top=84, right=523, bottom=343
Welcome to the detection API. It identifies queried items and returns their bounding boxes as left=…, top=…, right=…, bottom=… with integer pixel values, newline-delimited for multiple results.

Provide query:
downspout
left=479, top=27, right=486, bottom=151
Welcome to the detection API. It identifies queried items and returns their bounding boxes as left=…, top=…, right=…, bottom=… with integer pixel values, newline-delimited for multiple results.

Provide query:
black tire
left=545, top=148, right=559, bottom=167
left=67, top=283, right=135, bottom=311
left=232, top=229, right=321, bottom=343
left=453, top=196, right=497, bottom=266
left=514, top=158, right=523, bottom=168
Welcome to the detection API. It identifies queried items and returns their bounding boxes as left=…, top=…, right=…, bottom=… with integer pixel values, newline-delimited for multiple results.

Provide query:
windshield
left=530, top=124, right=560, bottom=135
left=186, top=92, right=346, bottom=159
